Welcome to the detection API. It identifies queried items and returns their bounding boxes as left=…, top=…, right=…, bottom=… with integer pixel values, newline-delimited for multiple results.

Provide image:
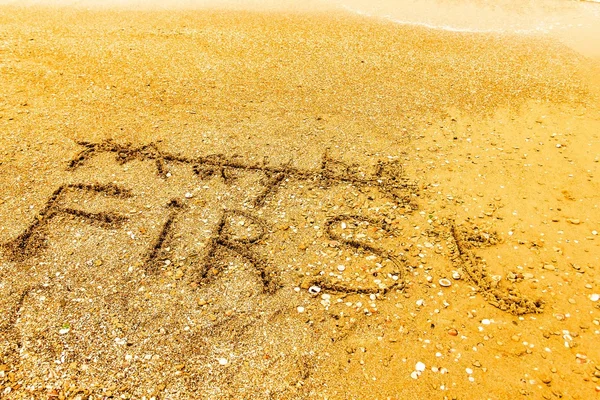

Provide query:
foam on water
left=335, top=0, right=600, bottom=57
left=338, top=0, right=599, bottom=33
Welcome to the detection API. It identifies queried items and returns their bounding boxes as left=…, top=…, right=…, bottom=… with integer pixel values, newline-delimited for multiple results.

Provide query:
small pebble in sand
left=439, top=278, right=452, bottom=287
left=590, top=294, right=600, bottom=302
left=452, top=271, right=461, bottom=280
left=218, top=358, right=228, bottom=365
left=416, top=362, right=426, bottom=372
left=297, top=306, right=305, bottom=313
left=448, top=328, right=458, bottom=336
left=185, top=192, right=193, bottom=198
left=337, top=265, right=345, bottom=271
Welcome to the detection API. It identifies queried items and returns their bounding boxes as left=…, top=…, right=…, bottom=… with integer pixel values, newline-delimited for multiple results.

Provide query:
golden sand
left=1, top=4, right=599, bottom=399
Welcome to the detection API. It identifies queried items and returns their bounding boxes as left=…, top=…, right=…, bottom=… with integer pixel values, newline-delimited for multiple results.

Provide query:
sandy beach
left=1, top=3, right=599, bottom=399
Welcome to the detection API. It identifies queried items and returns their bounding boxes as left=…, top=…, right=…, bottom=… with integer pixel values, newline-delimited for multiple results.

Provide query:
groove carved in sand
left=448, top=223, right=544, bottom=315
left=2, top=141, right=544, bottom=313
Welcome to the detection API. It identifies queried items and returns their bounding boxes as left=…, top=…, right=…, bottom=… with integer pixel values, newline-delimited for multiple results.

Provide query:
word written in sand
left=2, top=140, right=543, bottom=314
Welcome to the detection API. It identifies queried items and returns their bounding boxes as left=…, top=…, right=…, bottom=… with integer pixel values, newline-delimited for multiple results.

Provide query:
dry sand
left=0, top=3, right=599, bottom=399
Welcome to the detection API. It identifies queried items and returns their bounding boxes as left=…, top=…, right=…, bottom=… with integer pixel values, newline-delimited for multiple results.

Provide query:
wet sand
left=1, top=5, right=599, bottom=399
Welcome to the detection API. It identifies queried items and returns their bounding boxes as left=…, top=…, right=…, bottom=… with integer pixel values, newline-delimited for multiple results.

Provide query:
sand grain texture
left=0, top=6, right=599, bottom=399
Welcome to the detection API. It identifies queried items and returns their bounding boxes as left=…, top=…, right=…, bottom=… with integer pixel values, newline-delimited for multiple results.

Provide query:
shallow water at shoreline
left=338, top=0, right=600, bottom=58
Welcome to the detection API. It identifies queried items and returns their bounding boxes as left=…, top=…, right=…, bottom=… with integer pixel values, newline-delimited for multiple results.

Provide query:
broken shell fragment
left=308, top=285, right=321, bottom=294
left=439, top=278, right=452, bottom=287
